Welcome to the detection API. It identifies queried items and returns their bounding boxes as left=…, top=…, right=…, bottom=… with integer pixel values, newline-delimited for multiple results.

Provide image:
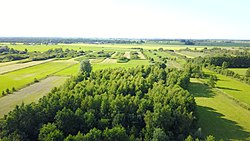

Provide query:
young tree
left=246, top=68, right=250, bottom=77
left=80, top=59, right=92, bottom=75
left=207, top=76, right=216, bottom=88
left=6, top=88, right=10, bottom=94
left=222, top=61, right=229, bottom=69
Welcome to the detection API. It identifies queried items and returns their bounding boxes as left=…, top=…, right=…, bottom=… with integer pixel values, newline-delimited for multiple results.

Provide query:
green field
left=0, top=76, right=68, bottom=117
left=203, top=68, right=250, bottom=106
left=0, top=61, right=75, bottom=96
left=188, top=78, right=250, bottom=140
left=6, top=43, right=216, bottom=52
left=176, top=51, right=206, bottom=58
left=228, top=68, right=248, bottom=76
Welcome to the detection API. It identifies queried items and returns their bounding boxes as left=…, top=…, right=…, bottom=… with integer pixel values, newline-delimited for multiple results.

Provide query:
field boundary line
left=0, top=59, right=55, bottom=75
left=197, top=78, right=250, bottom=111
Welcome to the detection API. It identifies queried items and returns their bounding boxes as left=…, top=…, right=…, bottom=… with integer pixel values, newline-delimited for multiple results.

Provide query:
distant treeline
left=0, top=37, right=145, bottom=44
left=1, top=37, right=250, bottom=47
left=206, top=56, right=250, bottom=68
left=0, top=46, right=84, bottom=62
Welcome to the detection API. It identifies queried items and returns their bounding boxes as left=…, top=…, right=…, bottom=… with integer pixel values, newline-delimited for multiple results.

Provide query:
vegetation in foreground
left=0, top=64, right=200, bottom=141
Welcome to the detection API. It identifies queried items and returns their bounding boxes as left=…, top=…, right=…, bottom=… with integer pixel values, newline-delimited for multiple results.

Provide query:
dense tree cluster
left=30, top=48, right=83, bottom=61
left=206, top=65, right=250, bottom=85
left=0, top=46, right=28, bottom=62
left=0, top=65, right=198, bottom=141
left=0, top=37, right=145, bottom=44
left=0, top=47, right=84, bottom=62
left=206, top=56, right=250, bottom=68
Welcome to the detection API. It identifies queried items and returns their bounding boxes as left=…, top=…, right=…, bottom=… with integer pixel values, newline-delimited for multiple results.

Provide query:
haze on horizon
left=0, top=0, right=250, bottom=40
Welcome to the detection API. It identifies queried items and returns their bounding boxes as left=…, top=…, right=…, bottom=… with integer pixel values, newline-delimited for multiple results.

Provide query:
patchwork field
left=0, top=76, right=68, bottom=118
left=0, top=61, right=76, bottom=96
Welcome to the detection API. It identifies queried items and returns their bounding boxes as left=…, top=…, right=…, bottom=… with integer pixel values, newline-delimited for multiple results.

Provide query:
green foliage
left=38, top=123, right=64, bottom=141
left=205, top=135, right=215, bottom=141
left=246, top=68, right=250, bottom=77
left=34, top=78, right=39, bottom=83
left=5, top=88, right=10, bottom=94
left=222, top=61, right=229, bottom=69
left=207, top=76, right=216, bottom=88
left=0, top=65, right=197, bottom=140
left=103, top=126, right=128, bottom=141
left=117, top=57, right=130, bottom=63
left=80, top=59, right=92, bottom=75
left=152, top=128, right=169, bottom=141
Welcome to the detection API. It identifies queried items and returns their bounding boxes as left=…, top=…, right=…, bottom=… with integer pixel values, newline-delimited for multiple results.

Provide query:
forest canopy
left=0, top=64, right=198, bottom=141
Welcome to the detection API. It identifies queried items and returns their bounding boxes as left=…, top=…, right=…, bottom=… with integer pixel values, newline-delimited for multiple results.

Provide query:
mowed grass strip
left=0, top=61, right=74, bottom=96
left=188, top=78, right=250, bottom=141
left=92, top=60, right=149, bottom=71
left=0, top=59, right=54, bottom=74
left=55, top=60, right=149, bottom=76
left=203, top=68, right=250, bottom=106
left=228, top=68, right=248, bottom=76
left=0, top=76, right=68, bottom=118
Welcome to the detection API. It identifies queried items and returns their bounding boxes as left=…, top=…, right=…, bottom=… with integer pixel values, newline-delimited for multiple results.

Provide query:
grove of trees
left=0, top=64, right=200, bottom=141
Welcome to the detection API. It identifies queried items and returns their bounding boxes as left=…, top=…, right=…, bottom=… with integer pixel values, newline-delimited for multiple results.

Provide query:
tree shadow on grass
left=188, top=82, right=215, bottom=98
left=216, top=86, right=241, bottom=91
left=197, top=105, right=250, bottom=141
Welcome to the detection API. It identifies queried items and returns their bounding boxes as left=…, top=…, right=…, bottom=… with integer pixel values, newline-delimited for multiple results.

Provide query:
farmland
left=0, top=76, right=68, bottom=117
left=0, top=41, right=250, bottom=140
left=203, top=68, right=250, bottom=106
left=188, top=78, right=250, bottom=140
left=228, top=68, right=248, bottom=76
left=0, top=60, right=76, bottom=96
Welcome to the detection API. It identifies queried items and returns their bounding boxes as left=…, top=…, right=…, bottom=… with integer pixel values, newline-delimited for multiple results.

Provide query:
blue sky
left=0, top=0, right=249, bottom=39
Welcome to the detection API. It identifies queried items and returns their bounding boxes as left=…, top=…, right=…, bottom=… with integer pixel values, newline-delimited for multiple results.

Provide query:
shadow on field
left=217, top=86, right=241, bottom=91
left=198, top=106, right=250, bottom=140
left=188, top=82, right=215, bottom=98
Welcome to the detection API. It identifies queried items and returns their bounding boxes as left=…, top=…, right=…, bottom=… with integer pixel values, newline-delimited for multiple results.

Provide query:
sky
left=0, top=0, right=250, bottom=39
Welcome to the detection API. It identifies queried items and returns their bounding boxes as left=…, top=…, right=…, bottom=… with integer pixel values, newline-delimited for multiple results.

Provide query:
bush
left=117, top=57, right=129, bottom=63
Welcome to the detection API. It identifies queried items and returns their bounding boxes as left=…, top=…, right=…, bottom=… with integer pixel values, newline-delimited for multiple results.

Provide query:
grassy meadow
left=0, top=61, right=76, bottom=96
left=1, top=43, right=249, bottom=140
left=188, top=78, right=250, bottom=140
left=228, top=68, right=248, bottom=76
left=203, top=68, right=250, bottom=106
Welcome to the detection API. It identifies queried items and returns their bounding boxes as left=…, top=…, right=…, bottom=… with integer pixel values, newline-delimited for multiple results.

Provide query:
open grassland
left=137, top=51, right=146, bottom=59
left=55, top=59, right=150, bottom=76
left=0, top=59, right=30, bottom=67
left=167, top=60, right=181, bottom=69
left=123, top=51, right=131, bottom=59
left=0, top=61, right=75, bottom=96
left=0, top=76, right=68, bottom=118
left=7, top=43, right=222, bottom=53
left=175, top=51, right=206, bottom=58
left=100, top=58, right=117, bottom=64
left=228, top=68, right=248, bottom=76
left=93, top=60, right=149, bottom=70
left=0, top=59, right=54, bottom=74
left=203, top=68, right=250, bottom=106
left=188, top=78, right=250, bottom=140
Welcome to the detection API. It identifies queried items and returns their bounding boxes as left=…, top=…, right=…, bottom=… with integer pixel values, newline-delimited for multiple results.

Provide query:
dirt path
left=0, top=59, right=54, bottom=74
left=0, top=76, right=68, bottom=117
left=100, top=58, right=117, bottom=64
left=137, top=51, right=146, bottom=59
left=123, top=51, right=131, bottom=59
